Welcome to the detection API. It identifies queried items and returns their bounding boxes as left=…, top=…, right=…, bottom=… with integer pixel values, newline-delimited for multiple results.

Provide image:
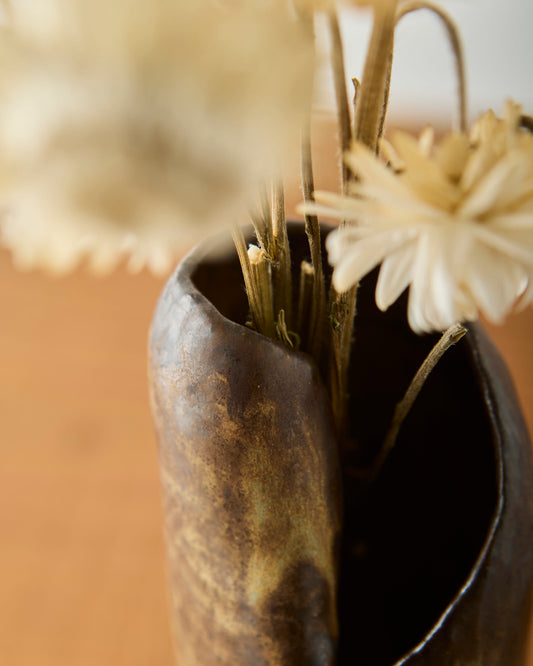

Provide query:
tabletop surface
left=1, top=116, right=532, bottom=665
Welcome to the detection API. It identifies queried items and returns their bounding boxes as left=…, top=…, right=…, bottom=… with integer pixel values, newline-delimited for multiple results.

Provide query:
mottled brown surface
left=149, top=233, right=341, bottom=665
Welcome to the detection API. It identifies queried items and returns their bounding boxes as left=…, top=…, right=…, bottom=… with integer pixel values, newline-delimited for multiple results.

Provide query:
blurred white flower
left=288, top=0, right=397, bottom=17
left=290, top=0, right=396, bottom=11
left=0, top=0, right=313, bottom=274
left=305, top=101, right=533, bottom=332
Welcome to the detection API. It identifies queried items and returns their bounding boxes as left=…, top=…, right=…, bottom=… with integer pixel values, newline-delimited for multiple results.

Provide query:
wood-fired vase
left=149, top=224, right=533, bottom=666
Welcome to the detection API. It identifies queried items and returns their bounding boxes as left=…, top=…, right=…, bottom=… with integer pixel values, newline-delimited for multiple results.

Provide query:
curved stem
left=396, top=0, right=467, bottom=132
left=371, top=323, right=467, bottom=481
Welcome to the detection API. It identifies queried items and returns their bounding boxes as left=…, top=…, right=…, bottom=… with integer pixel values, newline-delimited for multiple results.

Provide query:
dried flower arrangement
left=1, top=0, right=533, bottom=662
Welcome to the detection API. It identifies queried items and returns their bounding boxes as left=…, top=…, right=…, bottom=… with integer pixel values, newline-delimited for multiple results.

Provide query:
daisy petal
left=465, top=243, right=528, bottom=323
left=392, top=131, right=459, bottom=210
left=375, top=241, right=415, bottom=310
left=329, top=230, right=404, bottom=293
left=459, top=151, right=531, bottom=219
left=408, top=232, right=458, bottom=332
left=436, top=133, right=470, bottom=181
left=344, top=141, right=409, bottom=200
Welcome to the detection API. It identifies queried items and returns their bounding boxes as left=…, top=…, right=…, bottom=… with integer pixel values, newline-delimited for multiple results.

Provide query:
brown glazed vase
left=149, top=223, right=533, bottom=666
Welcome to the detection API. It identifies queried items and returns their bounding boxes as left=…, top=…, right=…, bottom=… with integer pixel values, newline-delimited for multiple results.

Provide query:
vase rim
left=173, top=222, right=326, bottom=366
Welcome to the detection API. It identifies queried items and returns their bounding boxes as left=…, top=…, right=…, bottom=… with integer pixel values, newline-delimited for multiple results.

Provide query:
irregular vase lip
left=170, top=225, right=506, bottom=664
left=173, top=223, right=331, bottom=376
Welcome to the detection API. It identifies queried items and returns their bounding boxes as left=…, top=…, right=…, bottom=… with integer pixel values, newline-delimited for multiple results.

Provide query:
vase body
left=149, top=224, right=533, bottom=666
left=149, top=227, right=341, bottom=665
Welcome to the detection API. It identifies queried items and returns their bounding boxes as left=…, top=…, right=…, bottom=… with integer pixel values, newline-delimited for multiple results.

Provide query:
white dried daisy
left=0, top=0, right=313, bottom=274
left=305, top=101, right=533, bottom=333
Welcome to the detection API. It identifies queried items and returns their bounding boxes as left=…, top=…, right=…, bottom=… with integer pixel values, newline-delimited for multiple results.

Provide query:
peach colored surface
left=0, top=117, right=532, bottom=664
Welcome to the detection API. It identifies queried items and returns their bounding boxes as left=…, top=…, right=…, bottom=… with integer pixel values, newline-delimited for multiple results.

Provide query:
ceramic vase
left=149, top=224, right=533, bottom=665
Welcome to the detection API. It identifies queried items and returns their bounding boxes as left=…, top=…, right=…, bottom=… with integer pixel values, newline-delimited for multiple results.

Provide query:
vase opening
left=337, top=268, right=500, bottom=665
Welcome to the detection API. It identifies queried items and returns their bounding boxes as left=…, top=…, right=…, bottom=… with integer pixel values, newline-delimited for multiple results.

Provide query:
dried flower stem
left=258, top=183, right=274, bottom=253
left=371, top=323, right=467, bottom=480
left=327, top=11, right=352, bottom=190
left=396, top=1, right=467, bottom=132
left=351, top=77, right=360, bottom=141
left=297, top=260, right=315, bottom=347
left=377, top=53, right=394, bottom=147
left=276, top=309, right=298, bottom=348
left=249, top=211, right=270, bottom=255
left=326, top=10, right=359, bottom=436
left=232, top=227, right=267, bottom=334
left=249, top=245, right=276, bottom=338
left=354, top=1, right=397, bottom=153
left=271, top=180, right=293, bottom=327
left=301, top=122, right=326, bottom=360
left=328, top=285, right=358, bottom=436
